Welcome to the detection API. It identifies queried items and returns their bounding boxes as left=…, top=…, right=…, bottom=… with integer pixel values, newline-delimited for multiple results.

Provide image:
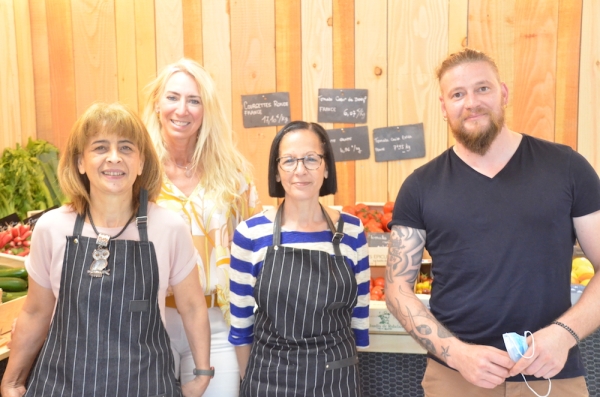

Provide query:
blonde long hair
left=142, top=58, right=252, bottom=210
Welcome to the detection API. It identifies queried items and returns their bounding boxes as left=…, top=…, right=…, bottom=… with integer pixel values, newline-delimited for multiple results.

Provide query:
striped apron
left=240, top=204, right=361, bottom=397
left=25, top=192, right=181, bottom=397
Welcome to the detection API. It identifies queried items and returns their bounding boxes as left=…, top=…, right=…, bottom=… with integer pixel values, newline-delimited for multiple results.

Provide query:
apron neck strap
left=272, top=201, right=345, bottom=256
left=71, top=189, right=149, bottom=242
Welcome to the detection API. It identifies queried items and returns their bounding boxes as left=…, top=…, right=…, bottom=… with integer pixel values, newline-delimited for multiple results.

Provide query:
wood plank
left=45, top=0, right=77, bottom=152
left=275, top=0, right=302, bottom=121
left=155, top=0, right=184, bottom=73
left=115, top=0, right=138, bottom=110
left=14, top=0, right=36, bottom=143
left=555, top=0, right=582, bottom=149
left=512, top=1, right=558, bottom=142
left=354, top=0, right=388, bottom=202
left=134, top=0, right=156, bottom=114
left=183, top=0, right=203, bottom=63
left=467, top=1, right=516, bottom=128
left=578, top=0, right=599, bottom=173
left=71, top=0, right=119, bottom=115
left=230, top=0, right=277, bottom=207
left=446, top=0, right=469, bottom=148
left=28, top=0, right=53, bottom=142
left=332, top=0, right=355, bottom=206
left=387, top=0, right=448, bottom=196
left=0, top=0, right=22, bottom=151
left=202, top=0, right=233, bottom=124
left=302, top=0, right=333, bottom=206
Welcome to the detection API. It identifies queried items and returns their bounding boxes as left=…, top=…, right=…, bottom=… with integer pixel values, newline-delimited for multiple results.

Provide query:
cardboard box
left=369, top=294, right=430, bottom=334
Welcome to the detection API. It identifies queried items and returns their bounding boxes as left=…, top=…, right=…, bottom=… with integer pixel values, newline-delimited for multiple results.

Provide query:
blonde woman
left=143, top=59, right=261, bottom=395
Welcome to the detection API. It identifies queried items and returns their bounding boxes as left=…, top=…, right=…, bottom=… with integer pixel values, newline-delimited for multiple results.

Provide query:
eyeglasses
left=277, top=154, right=324, bottom=172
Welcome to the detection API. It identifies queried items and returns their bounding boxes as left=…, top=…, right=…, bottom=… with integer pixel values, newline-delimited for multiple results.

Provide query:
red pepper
left=20, top=230, right=32, bottom=240
left=11, top=227, right=19, bottom=238
left=0, top=231, right=12, bottom=248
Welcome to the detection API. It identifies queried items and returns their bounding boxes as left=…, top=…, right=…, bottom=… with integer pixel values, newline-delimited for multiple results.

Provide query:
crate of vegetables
left=341, top=202, right=395, bottom=266
left=0, top=252, right=28, bottom=351
left=0, top=223, right=32, bottom=257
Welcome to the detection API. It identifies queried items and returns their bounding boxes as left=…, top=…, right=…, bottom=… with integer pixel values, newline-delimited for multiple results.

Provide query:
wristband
left=552, top=321, right=580, bottom=345
left=193, top=367, right=215, bottom=378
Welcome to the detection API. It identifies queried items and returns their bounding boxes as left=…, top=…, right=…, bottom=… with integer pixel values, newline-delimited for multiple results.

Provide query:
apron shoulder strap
left=136, top=189, right=149, bottom=242
left=321, top=205, right=344, bottom=258
left=73, top=212, right=85, bottom=235
left=273, top=202, right=284, bottom=246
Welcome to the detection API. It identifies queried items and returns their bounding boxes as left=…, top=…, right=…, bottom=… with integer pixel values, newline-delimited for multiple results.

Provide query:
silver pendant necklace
left=86, top=208, right=135, bottom=278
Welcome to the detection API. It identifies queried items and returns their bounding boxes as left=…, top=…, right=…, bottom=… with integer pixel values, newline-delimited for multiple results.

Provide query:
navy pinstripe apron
left=240, top=203, right=361, bottom=397
left=25, top=191, right=181, bottom=397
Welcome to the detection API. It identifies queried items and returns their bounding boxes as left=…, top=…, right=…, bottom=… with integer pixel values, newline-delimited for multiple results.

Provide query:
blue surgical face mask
left=502, top=331, right=531, bottom=362
left=502, top=331, right=552, bottom=397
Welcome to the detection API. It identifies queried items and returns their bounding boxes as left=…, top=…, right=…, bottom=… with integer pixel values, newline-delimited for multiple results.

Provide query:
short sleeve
left=389, top=172, right=425, bottom=230
left=570, top=151, right=600, bottom=218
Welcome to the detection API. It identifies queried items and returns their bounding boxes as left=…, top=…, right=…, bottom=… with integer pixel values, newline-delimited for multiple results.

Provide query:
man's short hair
left=436, top=48, right=501, bottom=82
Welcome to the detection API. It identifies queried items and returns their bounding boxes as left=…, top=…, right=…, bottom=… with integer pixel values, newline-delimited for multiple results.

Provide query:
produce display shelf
left=0, top=253, right=26, bottom=360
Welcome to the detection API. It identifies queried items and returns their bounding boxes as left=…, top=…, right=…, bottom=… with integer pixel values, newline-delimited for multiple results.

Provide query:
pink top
left=25, top=203, right=200, bottom=323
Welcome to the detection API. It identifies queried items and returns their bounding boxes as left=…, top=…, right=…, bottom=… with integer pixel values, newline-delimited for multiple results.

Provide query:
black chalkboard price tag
left=317, top=89, right=368, bottom=123
left=326, top=126, right=371, bottom=162
left=241, top=92, right=291, bottom=128
left=373, top=123, right=426, bottom=162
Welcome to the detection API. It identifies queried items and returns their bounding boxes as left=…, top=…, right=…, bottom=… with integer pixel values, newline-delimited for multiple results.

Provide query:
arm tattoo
left=386, top=225, right=454, bottom=360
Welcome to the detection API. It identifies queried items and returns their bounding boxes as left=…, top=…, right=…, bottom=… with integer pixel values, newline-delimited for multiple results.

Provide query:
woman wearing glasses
left=228, top=121, right=370, bottom=396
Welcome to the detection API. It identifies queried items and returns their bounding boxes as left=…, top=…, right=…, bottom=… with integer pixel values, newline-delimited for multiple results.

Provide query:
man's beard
left=449, top=108, right=504, bottom=155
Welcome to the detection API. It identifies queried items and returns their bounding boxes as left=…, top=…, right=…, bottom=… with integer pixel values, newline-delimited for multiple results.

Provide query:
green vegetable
left=0, top=267, right=28, bottom=279
left=0, top=276, right=28, bottom=292
left=0, top=139, right=65, bottom=219
left=2, top=290, right=27, bottom=303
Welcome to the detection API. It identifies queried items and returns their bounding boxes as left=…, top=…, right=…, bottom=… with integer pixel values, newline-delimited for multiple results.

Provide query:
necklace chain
left=173, top=159, right=194, bottom=178
left=87, top=208, right=135, bottom=239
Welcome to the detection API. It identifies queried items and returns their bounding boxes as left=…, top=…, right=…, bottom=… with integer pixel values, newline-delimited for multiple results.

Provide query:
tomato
left=371, top=285, right=384, bottom=296
left=383, top=201, right=394, bottom=214
left=370, top=277, right=375, bottom=289
left=342, top=205, right=356, bottom=215
left=380, top=213, right=393, bottom=232
left=354, top=203, right=369, bottom=213
left=370, top=292, right=382, bottom=301
left=356, top=211, right=371, bottom=226
left=373, top=277, right=385, bottom=288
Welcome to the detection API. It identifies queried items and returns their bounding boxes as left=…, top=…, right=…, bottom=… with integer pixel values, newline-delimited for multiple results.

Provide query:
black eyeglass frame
left=276, top=154, right=325, bottom=172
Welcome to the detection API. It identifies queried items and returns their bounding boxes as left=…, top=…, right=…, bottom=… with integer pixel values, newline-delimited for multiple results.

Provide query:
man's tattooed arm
left=385, top=225, right=456, bottom=363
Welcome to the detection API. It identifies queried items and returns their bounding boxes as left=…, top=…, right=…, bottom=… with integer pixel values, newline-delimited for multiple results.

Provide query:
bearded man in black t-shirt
left=385, top=48, right=600, bottom=397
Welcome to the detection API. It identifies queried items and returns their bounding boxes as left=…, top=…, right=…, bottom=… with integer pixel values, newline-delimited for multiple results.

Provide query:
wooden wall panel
left=512, top=1, right=558, bottom=142
left=302, top=0, right=334, bottom=206
left=182, top=0, right=203, bottom=63
left=355, top=0, right=388, bottom=202
left=202, top=0, right=233, bottom=124
left=28, top=0, right=52, bottom=141
left=134, top=0, right=156, bottom=113
left=555, top=0, right=582, bottom=149
left=72, top=0, right=118, bottom=115
left=14, top=0, right=36, bottom=143
left=0, top=0, right=22, bottom=149
left=578, top=0, right=599, bottom=173
left=155, top=0, right=184, bottom=72
left=115, top=0, right=139, bottom=110
left=332, top=0, right=355, bottom=206
left=275, top=0, right=303, bottom=121
left=230, top=0, right=277, bottom=206
left=387, top=0, right=448, bottom=196
left=45, top=0, right=77, bottom=151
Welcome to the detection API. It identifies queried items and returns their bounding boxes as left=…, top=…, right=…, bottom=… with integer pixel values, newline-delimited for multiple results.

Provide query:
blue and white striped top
left=228, top=211, right=370, bottom=348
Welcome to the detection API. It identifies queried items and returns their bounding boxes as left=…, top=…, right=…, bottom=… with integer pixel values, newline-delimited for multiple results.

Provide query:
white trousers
left=165, top=306, right=240, bottom=396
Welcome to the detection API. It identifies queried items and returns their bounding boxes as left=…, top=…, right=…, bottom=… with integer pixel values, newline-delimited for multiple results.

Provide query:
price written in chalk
left=241, top=92, right=291, bottom=128
left=326, top=126, right=370, bottom=162
left=318, top=89, right=368, bottom=123
left=261, top=114, right=289, bottom=126
left=373, top=123, right=426, bottom=162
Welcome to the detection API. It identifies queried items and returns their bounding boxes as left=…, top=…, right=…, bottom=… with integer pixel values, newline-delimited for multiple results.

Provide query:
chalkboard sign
left=317, top=89, right=368, bottom=123
left=373, top=123, right=426, bottom=162
left=326, top=126, right=371, bottom=162
left=241, top=92, right=291, bottom=128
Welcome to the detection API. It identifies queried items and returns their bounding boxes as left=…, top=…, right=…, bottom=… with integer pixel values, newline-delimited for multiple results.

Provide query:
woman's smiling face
left=157, top=71, right=204, bottom=145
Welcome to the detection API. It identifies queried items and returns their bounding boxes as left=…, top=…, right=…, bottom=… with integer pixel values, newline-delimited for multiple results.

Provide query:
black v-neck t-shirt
left=391, top=134, right=600, bottom=380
